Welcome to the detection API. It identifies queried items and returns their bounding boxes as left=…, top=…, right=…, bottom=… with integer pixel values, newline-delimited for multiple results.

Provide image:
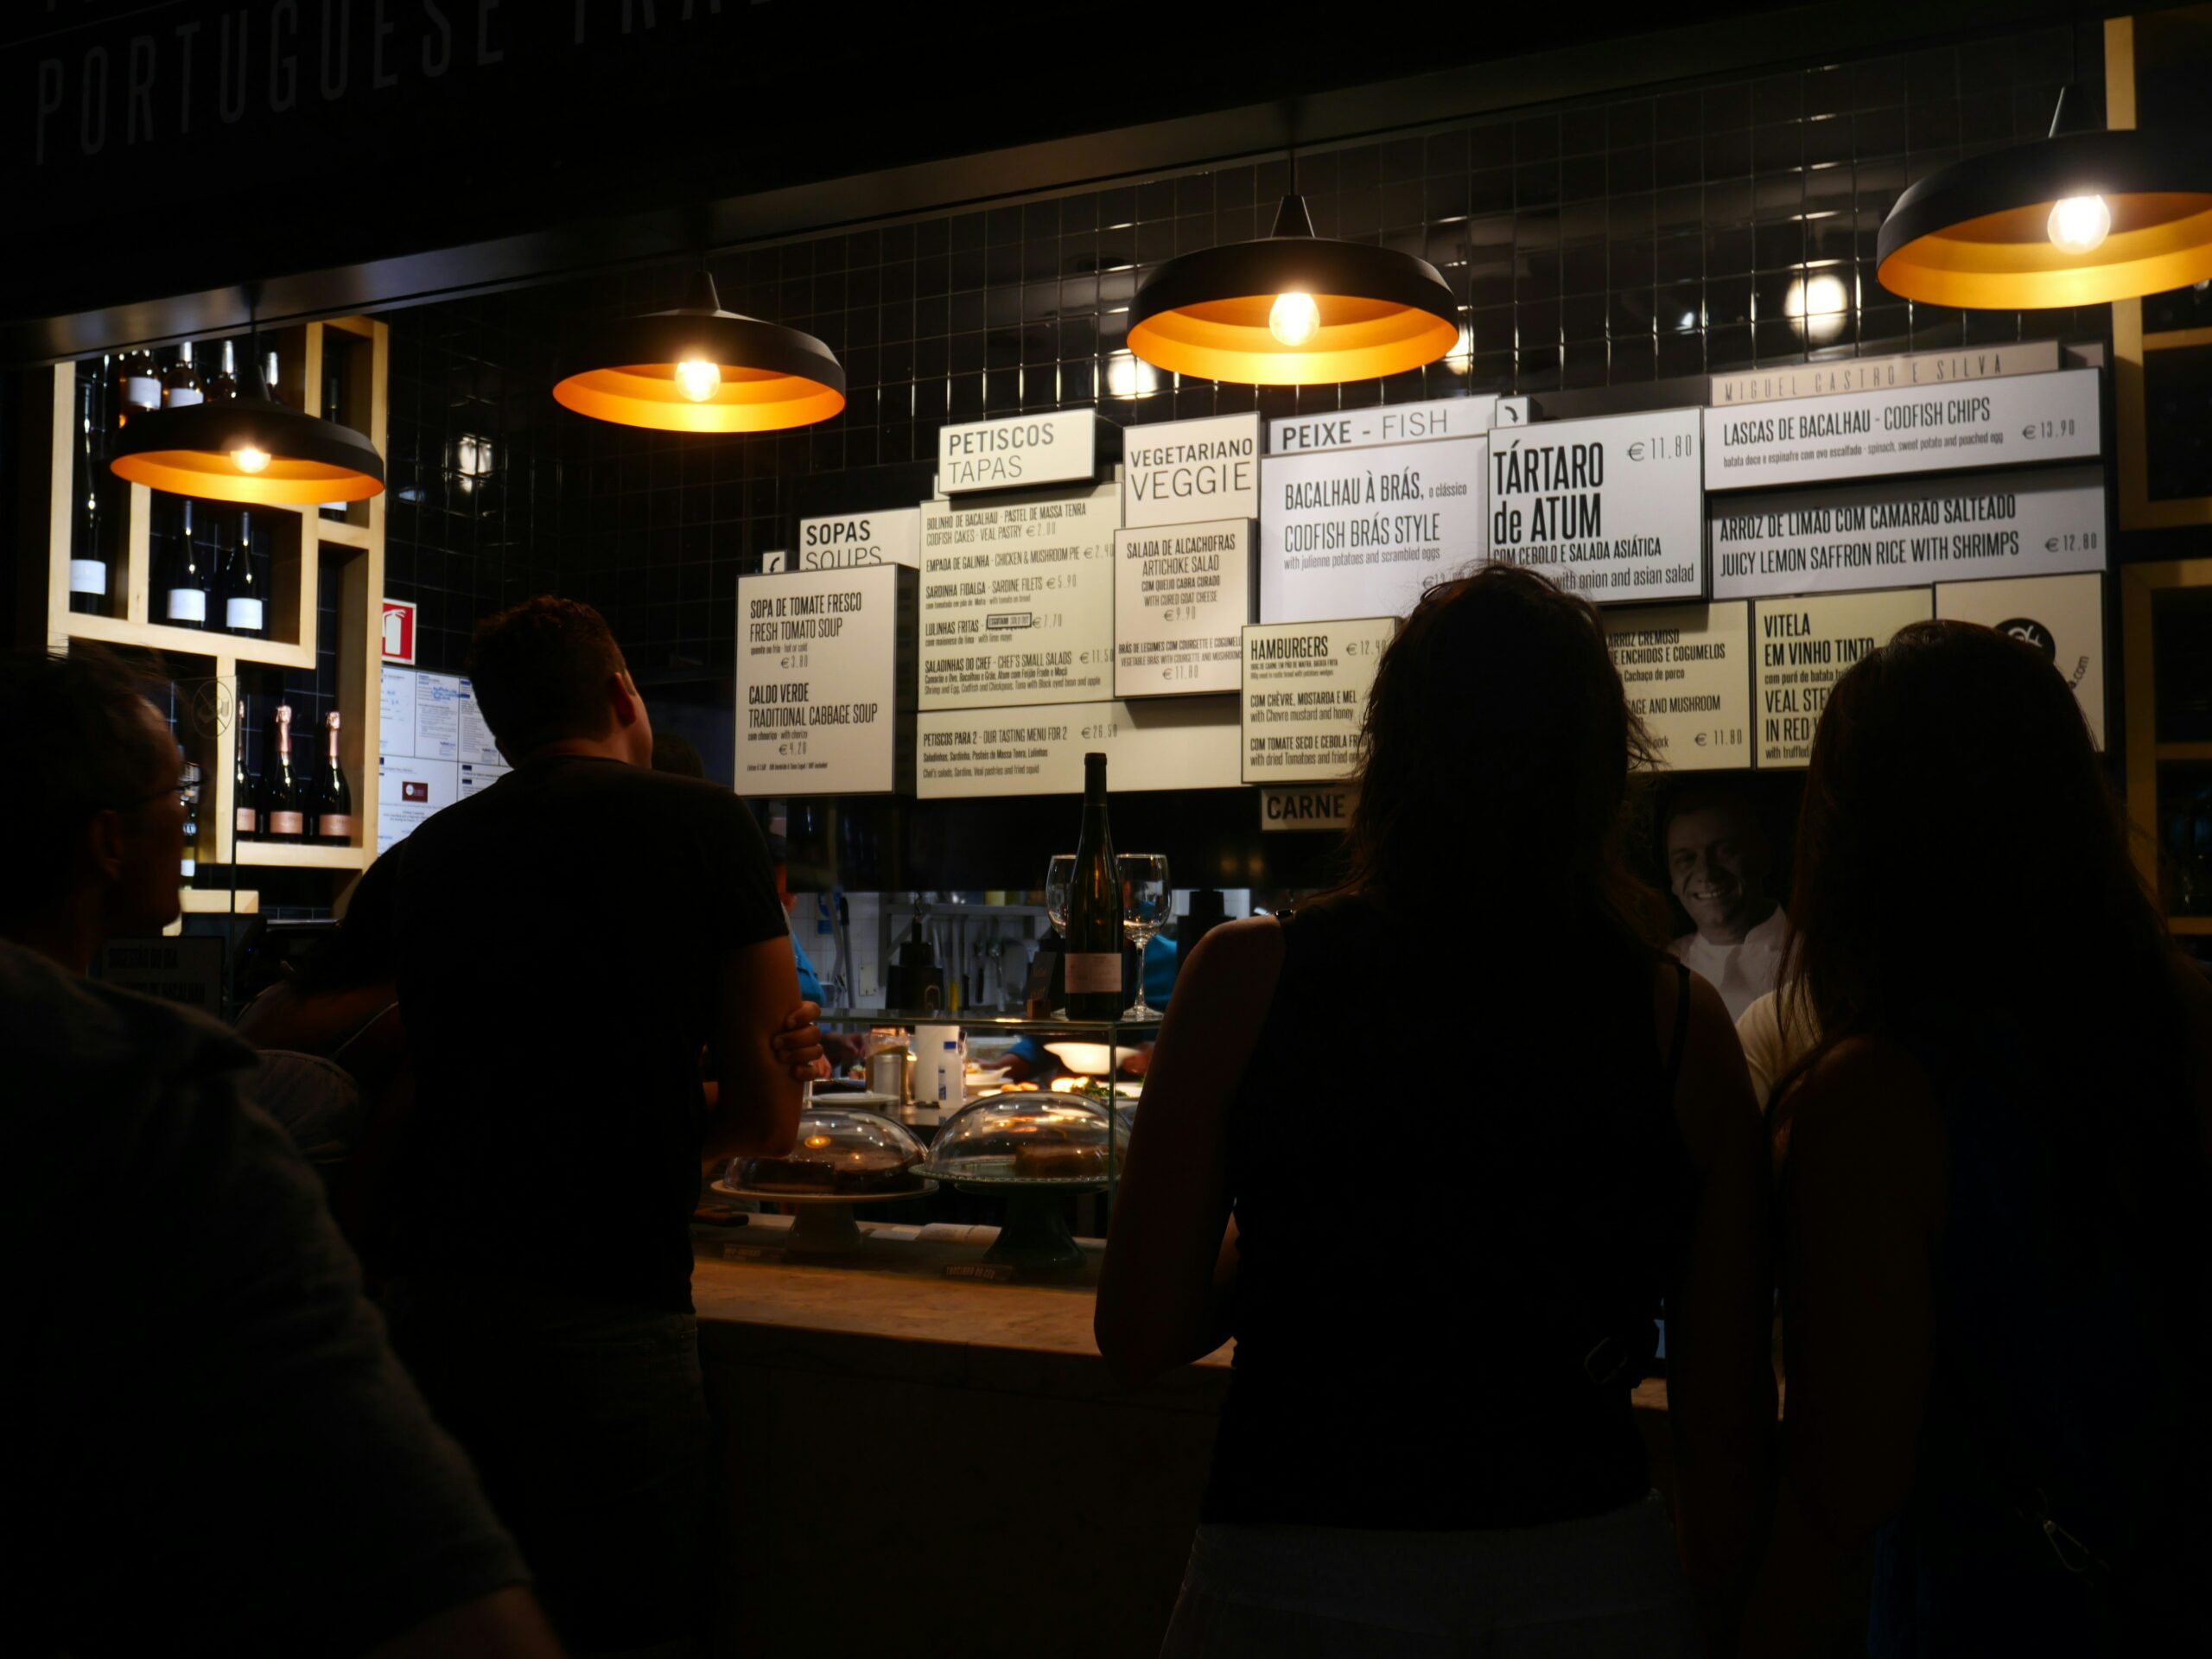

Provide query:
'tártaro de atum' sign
left=1122, top=413, right=1260, bottom=529
left=1487, top=409, right=1704, bottom=604
left=937, top=411, right=1101, bottom=495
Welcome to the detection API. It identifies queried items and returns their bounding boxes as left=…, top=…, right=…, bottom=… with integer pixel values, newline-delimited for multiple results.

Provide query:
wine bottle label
left=124, top=375, right=161, bottom=407
left=315, top=815, right=356, bottom=839
left=68, top=558, right=106, bottom=595
left=1064, top=952, right=1123, bottom=993
left=226, top=597, right=264, bottom=630
left=266, top=810, right=305, bottom=836
left=181, top=857, right=196, bottom=878
left=165, top=388, right=204, bottom=408
left=235, top=807, right=257, bottom=834
left=166, top=588, right=207, bottom=622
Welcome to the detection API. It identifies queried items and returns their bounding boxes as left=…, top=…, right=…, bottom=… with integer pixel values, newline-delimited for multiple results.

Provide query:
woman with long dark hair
left=1097, top=566, right=1775, bottom=1656
left=1746, top=620, right=2212, bottom=1654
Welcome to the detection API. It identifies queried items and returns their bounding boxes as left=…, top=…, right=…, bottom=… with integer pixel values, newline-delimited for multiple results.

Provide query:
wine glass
left=1045, top=855, right=1077, bottom=936
left=1116, top=853, right=1171, bottom=1022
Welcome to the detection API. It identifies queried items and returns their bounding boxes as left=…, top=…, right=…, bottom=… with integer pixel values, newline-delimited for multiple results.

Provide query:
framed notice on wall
left=1935, top=571, right=2107, bottom=748
left=918, top=477, right=1121, bottom=710
left=1258, top=435, right=1487, bottom=623
left=1604, top=602, right=1753, bottom=771
left=1752, top=588, right=1934, bottom=768
left=735, top=563, right=916, bottom=795
left=1488, top=409, right=1705, bottom=603
left=916, top=696, right=1239, bottom=798
left=1240, top=617, right=1395, bottom=785
left=1113, top=518, right=1254, bottom=699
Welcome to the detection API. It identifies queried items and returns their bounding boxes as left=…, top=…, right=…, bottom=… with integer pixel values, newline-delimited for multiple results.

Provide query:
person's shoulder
left=0, top=940, right=251, bottom=1076
left=1783, top=1034, right=1945, bottom=1194
left=1184, top=915, right=1283, bottom=977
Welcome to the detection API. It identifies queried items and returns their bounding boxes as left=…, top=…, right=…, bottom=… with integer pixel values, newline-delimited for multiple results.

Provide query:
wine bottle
left=118, top=346, right=162, bottom=424
left=158, top=498, right=209, bottom=627
left=162, top=341, right=204, bottom=408
left=313, top=711, right=354, bottom=845
left=215, top=511, right=264, bottom=634
left=263, top=347, right=282, bottom=403
left=1063, top=752, right=1124, bottom=1020
left=320, top=354, right=347, bottom=517
left=262, top=704, right=305, bottom=842
left=181, top=773, right=199, bottom=880
left=206, top=340, right=239, bottom=403
left=233, top=695, right=259, bottom=842
left=69, top=371, right=108, bottom=615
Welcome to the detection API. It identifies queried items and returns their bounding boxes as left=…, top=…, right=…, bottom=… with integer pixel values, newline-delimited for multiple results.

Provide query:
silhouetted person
left=0, top=647, right=563, bottom=1658
left=1745, top=620, right=2212, bottom=1654
left=1099, top=567, right=1774, bottom=1656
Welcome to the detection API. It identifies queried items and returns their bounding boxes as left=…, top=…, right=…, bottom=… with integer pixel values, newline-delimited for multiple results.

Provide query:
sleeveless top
left=1869, top=1022, right=2212, bottom=1655
left=1201, top=895, right=1699, bottom=1531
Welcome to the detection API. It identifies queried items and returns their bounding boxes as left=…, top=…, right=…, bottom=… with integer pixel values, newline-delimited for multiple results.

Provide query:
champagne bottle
left=262, top=704, right=305, bottom=841
left=215, top=511, right=264, bottom=634
left=313, top=711, right=354, bottom=845
left=181, top=771, right=199, bottom=880
left=162, top=341, right=204, bottom=407
left=69, top=370, right=108, bottom=615
left=158, top=498, right=209, bottom=627
left=205, top=340, right=239, bottom=402
left=233, top=695, right=259, bottom=842
left=1063, top=752, right=1124, bottom=1020
left=118, top=346, right=162, bottom=424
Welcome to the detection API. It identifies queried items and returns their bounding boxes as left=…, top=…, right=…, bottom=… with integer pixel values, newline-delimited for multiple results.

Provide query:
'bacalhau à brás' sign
left=1258, top=435, right=1487, bottom=623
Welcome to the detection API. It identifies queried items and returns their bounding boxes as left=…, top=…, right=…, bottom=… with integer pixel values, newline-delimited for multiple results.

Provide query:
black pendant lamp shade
left=553, top=269, right=846, bottom=432
left=1128, top=196, right=1459, bottom=385
left=109, top=348, right=384, bottom=506
left=1878, top=127, right=2212, bottom=309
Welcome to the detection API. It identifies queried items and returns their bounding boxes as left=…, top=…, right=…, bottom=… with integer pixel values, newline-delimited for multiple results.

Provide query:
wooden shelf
left=181, top=887, right=259, bottom=915
left=2171, top=916, right=2212, bottom=937
left=60, top=608, right=316, bottom=671
left=315, top=517, right=372, bottom=550
left=234, top=842, right=369, bottom=871
left=2143, top=326, right=2212, bottom=353
left=2156, top=742, right=2212, bottom=764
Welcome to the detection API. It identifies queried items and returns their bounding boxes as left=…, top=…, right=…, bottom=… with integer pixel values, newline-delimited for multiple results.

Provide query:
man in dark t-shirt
left=377, top=598, right=817, bottom=1656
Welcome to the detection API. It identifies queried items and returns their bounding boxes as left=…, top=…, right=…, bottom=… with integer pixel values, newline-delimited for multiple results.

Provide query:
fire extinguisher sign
left=381, top=599, right=417, bottom=665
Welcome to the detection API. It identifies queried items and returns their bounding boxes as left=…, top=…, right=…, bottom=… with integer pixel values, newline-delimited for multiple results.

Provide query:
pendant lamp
left=1878, top=121, right=2212, bottom=309
left=110, top=328, right=385, bottom=506
left=553, top=268, right=845, bottom=432
left=1128, top=194, right=1459, bottom=385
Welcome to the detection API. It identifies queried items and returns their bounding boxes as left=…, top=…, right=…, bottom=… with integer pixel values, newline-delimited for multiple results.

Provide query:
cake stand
left=919, top=1169, right=1109, bottom=1269
left=708, top=1179, right=937, bottom=1255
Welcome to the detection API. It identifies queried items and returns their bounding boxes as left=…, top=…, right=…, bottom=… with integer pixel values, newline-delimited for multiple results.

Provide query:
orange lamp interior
left=1128, top=293, right=1459, bottom=385
left=1879, top=190, right=2212, bottom=308
left=111, top=449, right=384, bottom=505
left=553, top=362, right=847, bottom=432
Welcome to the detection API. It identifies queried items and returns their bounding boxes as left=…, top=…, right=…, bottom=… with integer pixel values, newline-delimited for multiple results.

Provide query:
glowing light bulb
left=673, top=359, right=721, bottom=402
left=1268, top=291, right=1320, bottom=346
left=231, top=446, right=271, bottom=474
left=2047, top=195, right=2111, bottom=256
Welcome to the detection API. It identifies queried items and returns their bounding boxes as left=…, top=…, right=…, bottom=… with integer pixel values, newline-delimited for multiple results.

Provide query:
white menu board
left=1258, top=435, right=1487, bottom=623
left=1707, top=341, right=2060, bottom=408
left=1488, top=409, right=1705, bottom=602
left=1122, top=412, right=1261, bottom=528
left=918, top=478, right=1120, bottom=709
left=1754, top=588, right=1934, bottom=768
left=1711, top=467, right=2107, bottom=600
left=916, top=696, right=1239, bottom=798
left=1268, top=394, right=1498, bottom=454
left=376, top=751, right=458, bottom=854
left=1705, top=368, right=2101, bottom=491
left=377, top=664, right=496, bottom=854
left=937, top=410, right=1099, bottom=493
left=1605, top=602, right=1752, bottom=771
left=1240, top=617, right=1395, bottom=785
left=1113, top=518, right=1254, bottom=699
left=1935, top=571, right=2107, bottom=748
left=791, top=507, right=922, bottom=569
left=736, top=563, right=912, bottom=794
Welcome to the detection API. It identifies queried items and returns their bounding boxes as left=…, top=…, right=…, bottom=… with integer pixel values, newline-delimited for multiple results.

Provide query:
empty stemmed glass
left=1045, top=854, right=1077, bottom=938
left=1116, top=853, right=1171, bottom=1021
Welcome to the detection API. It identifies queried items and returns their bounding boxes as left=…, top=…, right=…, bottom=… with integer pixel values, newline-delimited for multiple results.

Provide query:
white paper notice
left=458, top=760, right=510, bottom=798
left=1753, top=588, right=1934, bottom=768
left=1710, top=466, right=2107, bottom=600
left=379, top=664, right=416, bottom=756
left=916, top=696, right=1239, bottom=798
left=411, top=671, right=465, bottom=760
left=1268, top=395, right=1498, bottom=454
left=456, top=686, right=501, bottom=766
left=918, top=478, right=1120, bottom=709
left=1704, top=368, right=2101, bottom=491
left=1605, top=603, right=1753, bottom=771
left=737, top=564, right=911, bottom=794
left=1241, top=618, right=1395, bottom=785
left=1113, top=518, right=1254, bottom=699
left=1489, top=409, right=1705, bottom=603
left=377, top=753, right=457, bottom=854
left=1122, top=413, right=1261, bottom=529
left=792, top=507, right=923, bottom=570
left=1258, top=435, right=1487, bottom=623
left=1934, top=571, right=2107, bottom=748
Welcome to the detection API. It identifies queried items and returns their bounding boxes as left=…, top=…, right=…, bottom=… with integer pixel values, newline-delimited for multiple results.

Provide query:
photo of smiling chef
left=1660, top=782, right=1788, bottom=1020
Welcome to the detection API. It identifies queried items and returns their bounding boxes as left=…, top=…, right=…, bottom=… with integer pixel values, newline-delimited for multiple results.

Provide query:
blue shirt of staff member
left=0, top=646, right=563, bottom=1658
left=375, top=597, right=823, bottom=1657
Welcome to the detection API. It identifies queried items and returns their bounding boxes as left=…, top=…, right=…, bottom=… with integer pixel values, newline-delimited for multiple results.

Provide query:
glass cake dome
left=732, top=1106, right=927, bottom=1195
left=923, top=1090, right=1132, bottom=1185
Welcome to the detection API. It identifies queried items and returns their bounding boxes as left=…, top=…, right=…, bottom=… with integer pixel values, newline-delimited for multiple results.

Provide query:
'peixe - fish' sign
left=1486, top=408, right=1705, bottom=604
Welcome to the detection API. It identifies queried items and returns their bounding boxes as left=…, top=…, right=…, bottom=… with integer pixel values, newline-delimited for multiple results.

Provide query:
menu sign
left=1705, top=368, right=2101, bottom=491
left=1258, top=435, right=1487, bottom=623
left=917, top=696, right=1239, bottom=798
left=1122, top=412, right=1260, bottom=528
left=1712, top=467, right=2107, bottom=600
left=1935, top=571, right=2107, bottom=747
left=791, top=508, right=922, bottom=569
left=1268, top=394, right=1498, bottom=454
left=1605, top=602, right=1752, bottom=771
left=1114, top=518, right=1254, bottom=698
left=736, top=563, right=913, bottom=795
left=1240, top=617, right=1395, bottom=785
left=1489, top=409, right=1705, bottom=602
left=918, top=478, right=1120, bottom=710
left=376, top=664, right=497, bottom=854
left=937, top=410, right=1099, bottom=494
left=1708, top=341, right=2061, bottom=407
left=1753, top=588, right=1933, bottom=767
